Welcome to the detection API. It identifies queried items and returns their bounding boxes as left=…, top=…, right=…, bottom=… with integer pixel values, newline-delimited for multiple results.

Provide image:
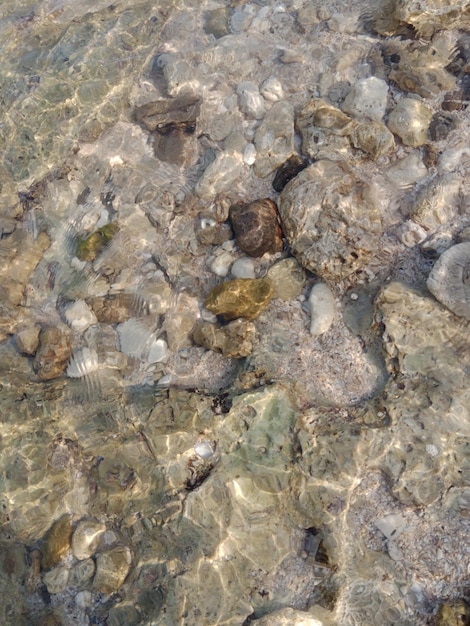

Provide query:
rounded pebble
left=426, top=242, right=470, bottom=320
left=229, top=198, right=283, bottom=258
left=231, top=257, right=256, bottom=279
left=308, top=283, right=336, bottom=336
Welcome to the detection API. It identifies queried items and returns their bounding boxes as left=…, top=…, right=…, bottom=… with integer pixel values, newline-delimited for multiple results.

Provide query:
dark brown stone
left=272, top=155, right=309, bottom=192
left=229, top=198, right=283, bottom=257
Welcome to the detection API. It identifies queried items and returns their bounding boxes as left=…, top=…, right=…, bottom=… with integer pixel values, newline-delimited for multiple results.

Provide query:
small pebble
left=260, top=76, right=284, bottom=102
left=308, top=283, right=336, bottom=336
left=231, top=257, right=256, bottom=279
left=210, top=251, right=234, bottom=277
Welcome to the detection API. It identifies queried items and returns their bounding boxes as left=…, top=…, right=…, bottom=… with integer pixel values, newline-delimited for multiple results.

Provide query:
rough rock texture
left=278, top=160, right=382, bottom=281
left=254, top=101, right=295, bottom=178
left=192, top=319, right=256, bottom=358
left=33, top=327, right=73, bottom=381
left=204, top=278, right=274, bottom=321
left=427, top=243, right=470, bottom=320
left=229, top=198, right=283, bottom=257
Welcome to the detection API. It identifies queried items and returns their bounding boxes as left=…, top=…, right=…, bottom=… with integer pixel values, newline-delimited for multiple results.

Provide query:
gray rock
left=279, top=160, right=382, bottom=280
left=254, top=101, right=295, bottom=178
left=427, top=242, right=470, bottom=320
left=341, top=76, right=388, bottom=121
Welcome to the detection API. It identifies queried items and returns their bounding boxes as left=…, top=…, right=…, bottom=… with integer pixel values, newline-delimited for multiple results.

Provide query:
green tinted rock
left=193, top=319, right=255, bottom=358
left=436, top=599, right=470, bottom=626
left=76, top=223, right=119, bottom=262
left=204, top=278, right=273, bottom=320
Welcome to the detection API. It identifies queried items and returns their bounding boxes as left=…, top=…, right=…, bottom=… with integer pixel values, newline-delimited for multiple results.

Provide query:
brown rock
left=41, top=515, right=72, bottom=571
left=86, top=293, right=144, bottom=324
left=34, top=327, right=72, bottom=381
left=229, top=199, right=283, bottom=257
left=193, top=319, right=255, bottom=358
left=93, top=545, right=132, bottom=594
left=204, top=278, right=273, bottom=321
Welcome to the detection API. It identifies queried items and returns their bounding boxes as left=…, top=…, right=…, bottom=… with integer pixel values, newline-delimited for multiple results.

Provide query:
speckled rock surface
left=278, top=160, right=382, bottom=280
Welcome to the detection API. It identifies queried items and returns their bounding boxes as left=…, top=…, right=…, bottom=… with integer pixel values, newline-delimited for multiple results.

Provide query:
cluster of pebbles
left=0, top=0, right=470, bottom=624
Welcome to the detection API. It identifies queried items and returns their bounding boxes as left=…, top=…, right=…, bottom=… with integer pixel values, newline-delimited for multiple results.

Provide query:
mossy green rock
left=76, top=223, right=119, bottom=262
left=436, top=599, right=470, bottom=626
left=204, top=278, right=273, bottom=321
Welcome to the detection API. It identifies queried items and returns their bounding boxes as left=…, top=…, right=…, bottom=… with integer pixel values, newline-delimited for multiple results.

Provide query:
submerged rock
left=34, top=327, right=73, bottom=381
left=267, top=258, right=306, bottom=300
left=308, top=283, right=336, bottom=336
left=278, top=160, right=382, bottom=280
left=229, top=198, right=283, bottom=257
left=192, top=319, right=255, bottom=358
left=272, top=155, right=309, bottom=192
left=204, top=278, right=273, bottom=320
left=427, top=242, right=470, bottom=320
left=76, top=223, right=119, bottom=262
left=387, top=98, right=432, bottom=147
left=254, top=101, right=295, bottom=177
left=41, top=515, right=72, bottom=571
left=71, top=519, right=106, bottom=561
left=93, top=545, right=132, bottom=594
left=435, top=599, right=470, bottom=626
left=349, top=120, right=395, bottom=158
left=341, top=76, right=388, bottom=121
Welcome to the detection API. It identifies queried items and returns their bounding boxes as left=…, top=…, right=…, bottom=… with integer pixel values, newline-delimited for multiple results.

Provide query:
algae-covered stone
left=387, top=98, right=432, bottom=147
left=34, top=327, right=72, bottom=381
left=76, top=223, right=119, bottom=262
left=41, top=515, right=72, bottom=571
left=436, top=599, right=470, bottom=626
left=279, top=160, right=382, bottom=280
left=93, top=545, right=132, bottom=594
left=193, top=319, right=255, bottom=358
left=204, top=278, right=273, bottom=320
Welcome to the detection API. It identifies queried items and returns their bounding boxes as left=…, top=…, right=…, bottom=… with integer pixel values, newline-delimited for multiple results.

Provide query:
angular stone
left=43, top=566, right=69, bottom=595
left=93, top=545, right=132, bottom=594
left=342, top=76, right=388, bottom=121
left=427, top=243, right=470, bottom=320
left=349, top=120, right=395, bottom=158
left=254, top=101, right=295, bottom=178
left=229, top=199, right=283, bottom=257
left=267, top=258, right=306, bottom=300
left=15, top=324, right=41, bottom=356
left=134, top=94, right=201, bottom=132
left=86, top=293, right=149, bottom=324
left=0, top=230, right=50, bottom=306
left=41, top=515, right=72, bottom=571
left=237, top=81, right=265, bottom=119
left=204, top=7, right=231, bottom=38
left=296, top=98, right=352, bottom=159
left=195, top=151, right=244, bottom=200
left=204, top=278, right=273, bottom=321
left=279, top=160, right=382, bottom=280
left=193, top=319, right=256, bottom=358
left=34, top=326, right=73, bottom=381
left=64, top=300, right=98, bottom=332
left=387, top=98, right=432, bottom=147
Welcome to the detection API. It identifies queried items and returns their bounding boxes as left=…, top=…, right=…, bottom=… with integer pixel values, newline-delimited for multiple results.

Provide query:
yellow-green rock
left=41, top=515, right=72, bottom=571
left=76, top=223, right=119, bottom=262
left=436, top=599, right=470, bottom=626
left=204, top=278, right=273, bottom=321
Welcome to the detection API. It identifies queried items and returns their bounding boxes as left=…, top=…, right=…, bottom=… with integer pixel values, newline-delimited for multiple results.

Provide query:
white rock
left=147, top=338, right=169, bottom=364
left=399, top=221, right=427, bottom=247
left=195, top=151, right=244, bottom=200
left=210, top=251, right=234, bottom=277
left=375, top=514, right=406, bottom=540
left=243, top=143, right=257, bottom=165
left=43, top=566, right=69, bottom=595
left=75, top=590, right=92, bottom=609
left=72, top=520, right=106, bottom=560
left=260, top=76, right=284, bottom=102
left=194, top=440, right=216, bottom=459
left=308, top=283, right=335, bottom=336
left=236, top=81, right=265, bottom=119
left=64, top=300, right=97, bottom=333
left=385, top=153, right=427, bottom=188
left=342, top=77, right=388, bottom=122
left=231, top=257, right=256, bottom=279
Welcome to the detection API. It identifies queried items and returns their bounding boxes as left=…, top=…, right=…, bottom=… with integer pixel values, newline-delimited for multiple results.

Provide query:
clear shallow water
left=0, top=1, right=470, bottom=625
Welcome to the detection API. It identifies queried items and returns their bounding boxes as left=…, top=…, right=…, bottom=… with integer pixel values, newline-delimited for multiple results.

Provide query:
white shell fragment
left=427, top=242, right=470, bottom=320
left=308, top=283, right=335, bottom=336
